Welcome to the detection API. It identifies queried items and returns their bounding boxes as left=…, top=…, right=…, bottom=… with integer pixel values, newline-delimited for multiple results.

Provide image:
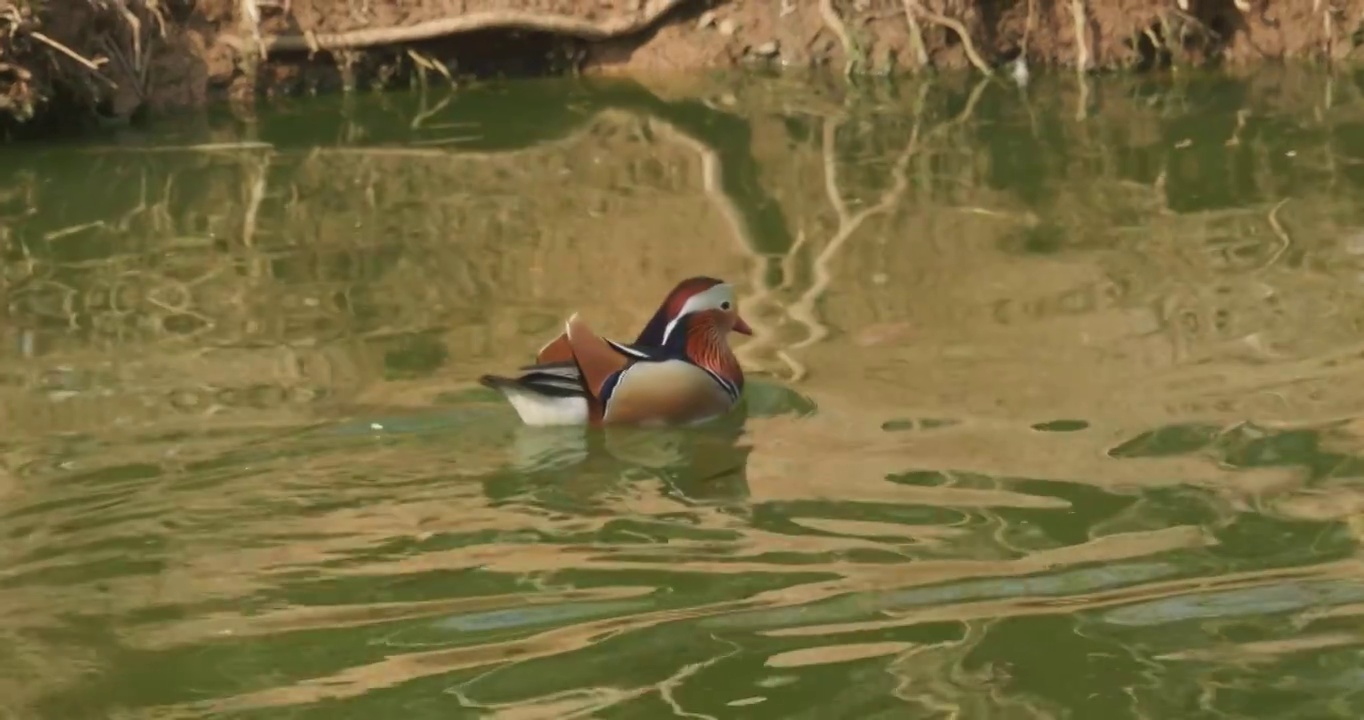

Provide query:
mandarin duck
left=480, top=276, right=752, bottom=427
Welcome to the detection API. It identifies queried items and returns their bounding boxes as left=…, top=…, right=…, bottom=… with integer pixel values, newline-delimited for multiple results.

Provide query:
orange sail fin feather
left=534, top=332, right=574, bottom=365
left=563, top=314, right=631, bottom=396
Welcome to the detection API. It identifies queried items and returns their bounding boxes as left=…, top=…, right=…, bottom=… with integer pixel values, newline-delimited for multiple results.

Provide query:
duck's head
left=635, top=276, right=752, bottom=345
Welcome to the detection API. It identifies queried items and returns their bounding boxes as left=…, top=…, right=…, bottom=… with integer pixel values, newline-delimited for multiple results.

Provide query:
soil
left=2, top=0, right=1364, bottom=134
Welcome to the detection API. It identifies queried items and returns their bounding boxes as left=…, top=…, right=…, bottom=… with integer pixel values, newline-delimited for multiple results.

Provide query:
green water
left=6, top=68, right=1364, bottom=719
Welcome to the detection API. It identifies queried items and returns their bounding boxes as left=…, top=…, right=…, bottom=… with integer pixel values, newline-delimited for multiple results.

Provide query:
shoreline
left=2, top=0, right=1363, bottom=139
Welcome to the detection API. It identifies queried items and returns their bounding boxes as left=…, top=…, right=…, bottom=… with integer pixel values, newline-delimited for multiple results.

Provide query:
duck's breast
left=603, top=360, right=736, bottom=425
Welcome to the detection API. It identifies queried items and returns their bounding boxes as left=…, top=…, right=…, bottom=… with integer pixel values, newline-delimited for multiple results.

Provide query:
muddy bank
left=2, top=0, right=1364, bottom=134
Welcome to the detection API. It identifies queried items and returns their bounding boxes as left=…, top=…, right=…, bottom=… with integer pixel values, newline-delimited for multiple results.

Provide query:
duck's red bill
left=733, top=315, right=753, bottom=335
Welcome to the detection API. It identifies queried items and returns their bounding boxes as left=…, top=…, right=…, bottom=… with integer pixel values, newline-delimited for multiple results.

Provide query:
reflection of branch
left=642, top=118, right=755, bottom=259
left=785, top=78, right=989, bottom=355
left=77, top=141, right=274, bottom=153
left=1260, top=198, right=1292, bottom=273
left=821, top=118, right=852, bottom=223
left=643, top=117, right=803, bottom=379
left=410, top=89, right=456, bottom=129
left=656, top=635, right=743, bottom=719
left=59, top=106, right=805, bottom=381
left=242, top=153, right=271, bottom=248
left=782, top=116, right=909, bottom=352
left=42, top=220, right=105, bottom=242
left=1075, top=71, right=1089, bottom=121
left=780, top=229, right=810, bottom=291
left=406, top=49, right=456, bottom=89
left=447, top=633, right=740, bottom=719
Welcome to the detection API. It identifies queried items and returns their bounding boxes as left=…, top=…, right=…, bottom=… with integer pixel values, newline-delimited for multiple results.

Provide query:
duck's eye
left=720, top=301, right=732, bottom=310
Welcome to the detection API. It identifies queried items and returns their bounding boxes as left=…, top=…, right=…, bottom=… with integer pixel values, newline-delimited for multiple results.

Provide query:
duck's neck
left=682, top=319, right=744, bottom=391
left=634, top=303, right=672, bottom=346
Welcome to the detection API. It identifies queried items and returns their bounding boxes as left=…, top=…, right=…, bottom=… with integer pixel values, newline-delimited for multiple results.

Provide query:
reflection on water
left=6, top=69, right=1364, bottom=718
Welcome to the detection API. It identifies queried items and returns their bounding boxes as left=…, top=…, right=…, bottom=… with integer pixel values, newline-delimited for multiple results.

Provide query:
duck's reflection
left=502, top=403, right=752, bottom=504
left=500, top=378, right=816, bottom=505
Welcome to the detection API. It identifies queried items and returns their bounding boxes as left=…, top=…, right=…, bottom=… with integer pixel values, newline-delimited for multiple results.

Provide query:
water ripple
left=6, top=71, right=1364, bottom=720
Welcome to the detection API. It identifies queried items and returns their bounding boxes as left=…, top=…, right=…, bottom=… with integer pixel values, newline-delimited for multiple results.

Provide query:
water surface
left=6, top=69, right=1364, bottom=719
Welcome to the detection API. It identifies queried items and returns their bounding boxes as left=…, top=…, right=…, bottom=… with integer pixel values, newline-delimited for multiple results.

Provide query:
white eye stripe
left=662, top=283, right=735, bottom=344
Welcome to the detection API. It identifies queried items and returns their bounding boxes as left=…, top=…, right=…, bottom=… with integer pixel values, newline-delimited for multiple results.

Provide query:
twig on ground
left=29, top=31, right=117, bottom=86
left=406, top=49, right=456, bottom=88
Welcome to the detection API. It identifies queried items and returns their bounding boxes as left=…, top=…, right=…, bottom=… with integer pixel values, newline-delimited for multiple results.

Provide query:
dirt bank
left=2, top=0, right=1364, bottom=134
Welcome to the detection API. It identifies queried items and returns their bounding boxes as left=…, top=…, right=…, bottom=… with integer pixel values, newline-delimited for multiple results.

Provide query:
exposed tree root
left=257, top=2, right=688, bottom=53
left=239, top=0, right=265, bottom=62
left=817, top=0, right=860, bottom=76
left=900, top=0, right=930, bottom=69
left=1070, top=0, right=1089, bottom=72
left=905, top=1, right=994, bottom=77
left=822, top=0, right=992, bottom=76
left=6, top=0, right=1364, bottom=133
